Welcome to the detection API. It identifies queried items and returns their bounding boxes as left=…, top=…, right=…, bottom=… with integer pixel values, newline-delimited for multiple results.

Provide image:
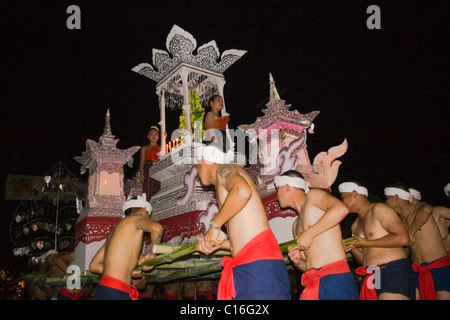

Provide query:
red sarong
left=301, top=259, right=352, bottom=300
left=412, top=255, right=450, bottom=300
left=99, top=274, right=139, bottom=300
left=355, top=266, right=379, bottom=300
left=218, top=229, right=283, bottom=300
left=58, top=286, right=85, bottom=300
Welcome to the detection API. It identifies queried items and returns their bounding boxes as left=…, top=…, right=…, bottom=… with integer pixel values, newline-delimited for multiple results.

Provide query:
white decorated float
left=20, top=24, right=349, bottom=288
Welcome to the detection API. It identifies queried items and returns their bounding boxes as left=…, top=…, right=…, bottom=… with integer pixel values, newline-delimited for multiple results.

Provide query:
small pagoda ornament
left=73, top=109, right=140, bottom=271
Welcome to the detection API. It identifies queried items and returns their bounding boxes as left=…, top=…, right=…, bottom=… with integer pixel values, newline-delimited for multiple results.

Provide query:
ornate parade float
left=18, top=24, right=348, bottom=287
left=128, top=24, right=347, bottom=247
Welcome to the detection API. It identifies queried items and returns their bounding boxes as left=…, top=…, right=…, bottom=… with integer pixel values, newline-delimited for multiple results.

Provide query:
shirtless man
left=276, top=170, right=359, bottom=300
left=41, top=250, right=65, bottom=300
left=384, top=183, right=450, bottom=300
left=55, top=251, right=86, bottom=300
left=89, top=194, right=163, bottom=300
left=432, top=205, right=450, bottom=253
left=339, top=181, right=414, bottom=300
left=196, top=143, right=291, bottom=300
left=409, top=187, right=449, bottom=253
left=27, top=251, right=54, bottom=299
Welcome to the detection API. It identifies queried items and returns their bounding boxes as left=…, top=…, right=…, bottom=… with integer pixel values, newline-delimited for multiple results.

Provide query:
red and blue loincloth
left=301, top=259, right=359, bottom=300
left=218, top=229, right=291, bottom=300
left=356, top=258, right=416, bottom=300
left=412, top=255, right=450, bottom=300
left=57, top=286, right=85, bottom=300
left=95, top=274, right=139, bottom=300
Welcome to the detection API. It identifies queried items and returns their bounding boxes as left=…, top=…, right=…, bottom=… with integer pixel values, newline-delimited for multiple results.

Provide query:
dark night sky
left=1, top=1, right=449, bottom=270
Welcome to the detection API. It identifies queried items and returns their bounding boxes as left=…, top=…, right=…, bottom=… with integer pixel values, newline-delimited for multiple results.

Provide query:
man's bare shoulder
left=415, top=201, right=434, bottom=214
left=304, top=189, right=335, bottom=210
left=217, top=164, right=235, bottom=179
left=371, top=202, right=400, bottom=219
left=372, top=202, right=393, bottom=212
left=307, top=188, right=329, bottom=197
left=433, top=205, right=450, bottom=218
left=308, top=188, right=343, bottom=205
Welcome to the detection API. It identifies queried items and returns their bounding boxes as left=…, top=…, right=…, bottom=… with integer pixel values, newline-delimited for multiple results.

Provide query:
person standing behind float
left=89, top=194, right=163, bottom=300
left=384, top=183, right=450, bottom=300
left=139, top=126, right=163, bottom=202
left=339, top=181, right=415, bottom=300
left=195, top=143, right=291, bottom=300
left=275, top=170, right=359, bottom=300
left=204, top=94, right=230, bottom=150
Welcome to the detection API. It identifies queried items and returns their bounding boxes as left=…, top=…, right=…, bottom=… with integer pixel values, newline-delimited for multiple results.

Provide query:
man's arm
left=210, top=166, right=252, bottom=228
left=287, top=246, right=307, bottom=272
left=89, top=244, right=105, bottom=274
left=408, top=202, right=434, bottom=237
left=433, top=206, right=450, bottom=222
left=368, top=204, right=410, bottom=247
left=344, top=220, right=364, bottom=265
left=55, top=253, right=71, bottom=274
left=136, top=216, right=164, bottom=268
left=297, top=189, right=349, bottom=249
left=137, top=216, right=164, bottom=246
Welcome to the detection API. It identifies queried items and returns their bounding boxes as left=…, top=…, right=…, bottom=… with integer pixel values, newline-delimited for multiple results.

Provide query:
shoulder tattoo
left=217, top=165, right=233, bottom=179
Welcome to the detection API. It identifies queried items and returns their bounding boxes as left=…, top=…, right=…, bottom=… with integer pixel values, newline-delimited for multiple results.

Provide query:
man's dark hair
left=387, top=182, right=410, bottom=192
left=281, top=170, right=304, bottom=179
left=123, top=200, right=141, bottom=217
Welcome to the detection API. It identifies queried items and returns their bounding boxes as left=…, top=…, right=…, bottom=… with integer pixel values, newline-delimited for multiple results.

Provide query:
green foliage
left=179, top=91, right=205, bottom=141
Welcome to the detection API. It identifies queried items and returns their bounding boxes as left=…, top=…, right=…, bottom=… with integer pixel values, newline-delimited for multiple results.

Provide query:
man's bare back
left=214, top=164, right=270, bottom=256
left=90, top=207, right=163, bottom=285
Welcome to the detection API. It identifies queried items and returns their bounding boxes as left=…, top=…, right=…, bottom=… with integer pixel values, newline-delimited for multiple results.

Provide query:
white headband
left=384, top=187, right=411, bottom=201
left=122, top=193, right=152, bottom=214
left=409, top=188, right=421, bottom=201
left=39, top=249, right=58, bottom=262
left=274, top=175, right=310, bottom=193
left=338, top=182, right=368, bottom=196
left=444, top=183, right=450, bottom=195
left=196, top=144, right=233, bottom=164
